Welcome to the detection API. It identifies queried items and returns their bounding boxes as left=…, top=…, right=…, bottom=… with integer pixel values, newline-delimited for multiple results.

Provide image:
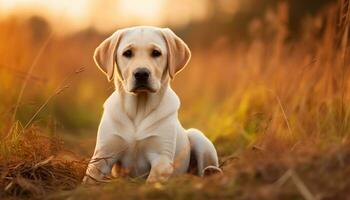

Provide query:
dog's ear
left=94, top=30, right=124, bottom=81
left=161, top=28, right=191, bottom=79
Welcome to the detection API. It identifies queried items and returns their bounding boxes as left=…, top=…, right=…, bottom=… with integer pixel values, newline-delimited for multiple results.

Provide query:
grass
left=2, top=126, right=350, bottom=199
left=1, top=1, right=350, bottom=199
left=0, top=125, right=86, bottom=198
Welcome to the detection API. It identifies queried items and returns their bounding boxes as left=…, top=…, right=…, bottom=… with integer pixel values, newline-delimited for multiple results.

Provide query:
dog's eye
left=123, top=50, right=133, bottom=58
left=151, top=50, right=162, bottom=58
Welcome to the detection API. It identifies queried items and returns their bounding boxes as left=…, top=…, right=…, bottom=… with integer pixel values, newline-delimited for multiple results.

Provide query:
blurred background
left=0, top=0, right=348, bottom=157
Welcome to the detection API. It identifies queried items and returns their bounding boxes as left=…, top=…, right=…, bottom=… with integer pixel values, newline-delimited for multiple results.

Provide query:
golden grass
left=0, top=1, right=350, bottom=199
left=0, top=125, right=86, bottom=198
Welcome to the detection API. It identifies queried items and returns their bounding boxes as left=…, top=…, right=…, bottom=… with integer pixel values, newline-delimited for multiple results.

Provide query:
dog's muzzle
left=132, top=68, right=154, bottom=93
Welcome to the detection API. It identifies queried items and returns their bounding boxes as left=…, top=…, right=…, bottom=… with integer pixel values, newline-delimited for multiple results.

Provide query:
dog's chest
left=118, top=134, right=158, bottom=177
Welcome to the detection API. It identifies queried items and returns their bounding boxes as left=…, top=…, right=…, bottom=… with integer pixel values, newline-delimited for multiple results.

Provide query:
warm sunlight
left=1, top=0, right=347, bottom=199
left=0, top=0, right=165, bottom=34
left=0, top=0, right=211, bottom=34
left=117, top=0, right=165, bottom=25
left=0, top=0, right=91, bottom=33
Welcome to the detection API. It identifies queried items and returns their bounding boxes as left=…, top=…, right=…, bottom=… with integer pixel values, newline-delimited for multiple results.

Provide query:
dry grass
left=1, top=126, right=350, bottom=199
left=0, top=125, right=86, bottom=198
left=1, top=0, right=350, bottom=199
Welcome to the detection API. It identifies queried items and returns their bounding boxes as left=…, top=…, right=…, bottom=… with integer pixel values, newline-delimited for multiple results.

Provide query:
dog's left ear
left=161, top=28, right=191, bottom=79
left=94, top=30, right=124, bottom=81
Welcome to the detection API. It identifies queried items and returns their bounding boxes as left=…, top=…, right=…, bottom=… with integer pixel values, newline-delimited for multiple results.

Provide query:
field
left=1, top=1, right=350, bottom=199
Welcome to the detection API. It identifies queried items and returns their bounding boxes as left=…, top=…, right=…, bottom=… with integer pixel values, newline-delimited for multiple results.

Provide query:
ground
left=1, top=125, right=350, bottom=199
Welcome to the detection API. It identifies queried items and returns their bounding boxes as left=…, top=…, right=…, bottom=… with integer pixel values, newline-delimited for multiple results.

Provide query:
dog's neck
left=117, top=81, right=169, bottom=125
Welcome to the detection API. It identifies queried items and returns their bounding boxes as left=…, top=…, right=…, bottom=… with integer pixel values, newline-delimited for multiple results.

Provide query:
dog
left=83, top=26, right=221, bottom=184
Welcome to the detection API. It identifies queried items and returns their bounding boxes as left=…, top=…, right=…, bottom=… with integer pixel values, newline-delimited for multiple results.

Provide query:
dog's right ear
left=94, top=30, right=124, bottom=81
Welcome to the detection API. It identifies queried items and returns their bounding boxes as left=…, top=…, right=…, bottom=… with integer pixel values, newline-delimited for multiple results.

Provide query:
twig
left=219, top=155, right=239, bottom=168
left=275, top=94, right=293, bottom=136
left=339, top=1, right=349, bottom=136
left=267, top=89, right=293, bottom=136
left=23, top=67, right=85, bottom=130
left=11, top=32, right=54, bottom=123
left=275, top=169, right=317, bottom=200
left=33, top=156, right=54, bottom=169
left=4, top=181, right=14, bottom=192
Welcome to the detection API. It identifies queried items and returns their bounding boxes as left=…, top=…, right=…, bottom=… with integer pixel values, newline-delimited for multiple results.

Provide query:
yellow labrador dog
left=83, top=26, right=221, bottom=184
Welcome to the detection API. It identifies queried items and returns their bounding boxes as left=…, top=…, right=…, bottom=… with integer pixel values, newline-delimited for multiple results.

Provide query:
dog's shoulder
left=103, top=91, right=120, bottom=111
left=159, top=87, right=181, bottom=112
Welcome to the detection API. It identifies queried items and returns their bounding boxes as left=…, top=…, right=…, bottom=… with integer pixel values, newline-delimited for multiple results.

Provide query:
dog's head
left=94, top=26, right=191, bottom=94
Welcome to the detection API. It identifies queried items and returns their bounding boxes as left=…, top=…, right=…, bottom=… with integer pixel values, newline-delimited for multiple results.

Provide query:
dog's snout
left=132, top=67, right=154, bottom=93
left=134, top=68, right=150, bottom=81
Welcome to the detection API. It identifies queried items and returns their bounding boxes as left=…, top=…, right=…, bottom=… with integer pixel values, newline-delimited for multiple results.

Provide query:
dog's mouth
left=131, top=85, right=156, bottom=94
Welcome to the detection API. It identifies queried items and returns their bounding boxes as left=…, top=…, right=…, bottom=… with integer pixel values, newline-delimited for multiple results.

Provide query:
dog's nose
left=134, top=68, right=150, bottom=81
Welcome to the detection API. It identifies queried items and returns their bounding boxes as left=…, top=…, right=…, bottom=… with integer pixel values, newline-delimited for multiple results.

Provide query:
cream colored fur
left=83, top=26, right=220, bottom=184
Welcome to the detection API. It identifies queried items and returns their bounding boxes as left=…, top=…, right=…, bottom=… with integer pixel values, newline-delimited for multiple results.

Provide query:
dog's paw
left=202, top=166, right=223, bottom=177
left=146, top=170, right=172, bottom=184
left=82, top=175, right=99, bottom=186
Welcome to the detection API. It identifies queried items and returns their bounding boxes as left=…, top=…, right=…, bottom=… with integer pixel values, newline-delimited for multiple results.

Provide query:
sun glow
left=0, top=0, right=214, bottom=34
left=87, top=0, right=166, bottom=33
left=117, top=0, right=165, bottom=25
left=0, top=0, right=91, bottom=34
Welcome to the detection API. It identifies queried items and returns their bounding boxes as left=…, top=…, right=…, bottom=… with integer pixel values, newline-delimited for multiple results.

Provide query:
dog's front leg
left=146, top=128, right=177, bottom=183
left=146, top=155, right=174, bottom=183
left=83, top=113, right=126, bottom=185
left=83, top=144, right=122, bottom=185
